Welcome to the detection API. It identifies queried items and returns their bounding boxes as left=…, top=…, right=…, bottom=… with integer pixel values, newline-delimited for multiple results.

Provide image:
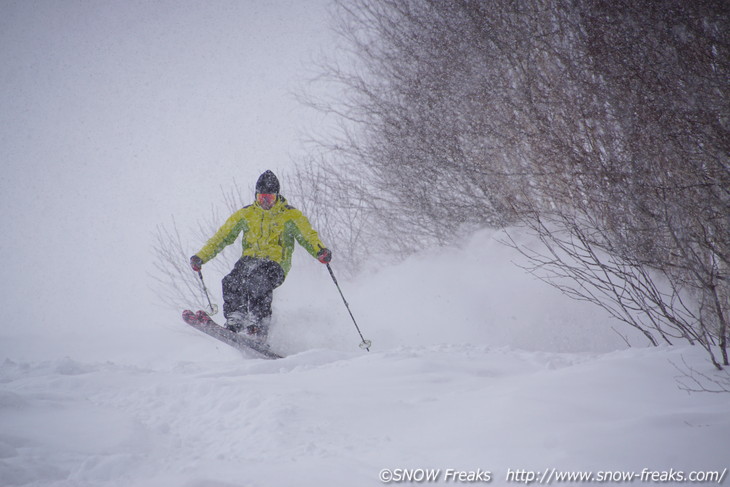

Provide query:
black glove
left=190, top=255, right=203, bottom=272
left=317, top=248, right=332, bottom=264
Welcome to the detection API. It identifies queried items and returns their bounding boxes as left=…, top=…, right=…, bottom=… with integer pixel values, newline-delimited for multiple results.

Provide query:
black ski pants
left=222, top=257, right=286, bottom=323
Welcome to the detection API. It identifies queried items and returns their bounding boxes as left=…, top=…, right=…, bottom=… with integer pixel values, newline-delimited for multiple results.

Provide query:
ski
left=182, top=310, right=283, bottom=360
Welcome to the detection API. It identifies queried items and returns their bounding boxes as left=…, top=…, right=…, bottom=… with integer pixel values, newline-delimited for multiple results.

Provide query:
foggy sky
left=0, top=0, right=334, bottom=360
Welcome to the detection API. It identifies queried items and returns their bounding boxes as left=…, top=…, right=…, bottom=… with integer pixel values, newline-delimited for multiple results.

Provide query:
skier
left=190, top=170, right=332, bottom=342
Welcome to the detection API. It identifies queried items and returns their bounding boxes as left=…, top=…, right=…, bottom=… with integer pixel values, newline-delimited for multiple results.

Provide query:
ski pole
left=325, top=263, right=371, bottom=351
left=197, top=270, right=219, bottom=315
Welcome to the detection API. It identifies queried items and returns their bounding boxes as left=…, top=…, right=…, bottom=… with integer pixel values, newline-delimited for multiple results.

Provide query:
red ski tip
left=195, top=310, right=212, bottom=324
left=182, top=310, right=198, bottom=324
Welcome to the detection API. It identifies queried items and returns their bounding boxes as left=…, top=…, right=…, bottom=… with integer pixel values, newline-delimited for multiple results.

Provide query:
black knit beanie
left=255, top=170, right=280, bottom=194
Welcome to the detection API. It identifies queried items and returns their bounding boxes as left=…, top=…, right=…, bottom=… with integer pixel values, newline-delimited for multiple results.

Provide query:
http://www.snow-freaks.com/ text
left=377, top=467, right=727, bottom=484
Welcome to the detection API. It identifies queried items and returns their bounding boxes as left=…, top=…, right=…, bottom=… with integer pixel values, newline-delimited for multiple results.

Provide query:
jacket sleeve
left=195, top=209, right=248, bottom=263
left=289, top=210, right=325, bottom=258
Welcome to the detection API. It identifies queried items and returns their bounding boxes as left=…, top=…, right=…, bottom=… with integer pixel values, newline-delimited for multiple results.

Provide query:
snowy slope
left=2, top=347, right=728, bottom=487
left=1, top=230, right=728, bottom=487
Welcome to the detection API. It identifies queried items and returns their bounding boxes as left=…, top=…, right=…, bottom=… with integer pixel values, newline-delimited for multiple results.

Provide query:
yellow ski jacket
left=194, top=196, right=325, bottom=275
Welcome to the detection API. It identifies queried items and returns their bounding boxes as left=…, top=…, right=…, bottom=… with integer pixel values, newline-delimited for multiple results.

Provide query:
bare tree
left=151, top=183, right=249, bottom=311
left=508, top=0, right=730, bottom=367
left=672, top=356, right=730, bottom=394
left=292, top=0, right=729, bottom=368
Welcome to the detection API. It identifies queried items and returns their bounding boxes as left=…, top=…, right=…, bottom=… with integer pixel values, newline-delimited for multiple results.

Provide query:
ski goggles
left=256, top=193, right=277, bottom=209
